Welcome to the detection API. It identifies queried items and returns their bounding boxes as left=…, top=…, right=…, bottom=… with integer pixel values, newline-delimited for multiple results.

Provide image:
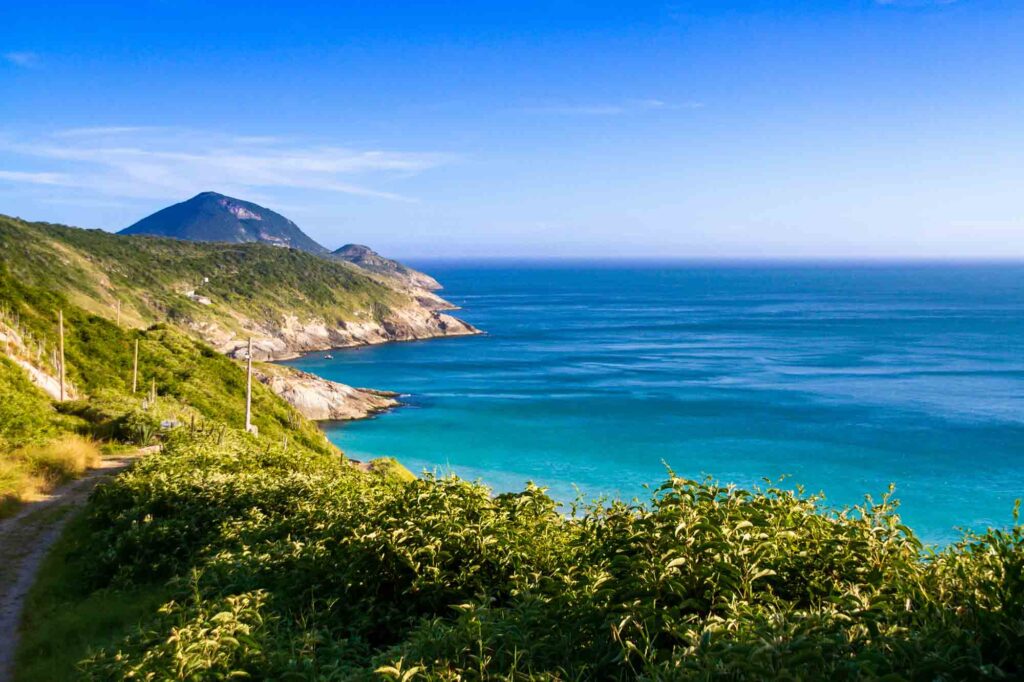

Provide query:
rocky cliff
left=332, top=244, right=442, bottom=291
left=198, top=303, right=479, bottom=361
left=253, top=364, right=399, bottom=421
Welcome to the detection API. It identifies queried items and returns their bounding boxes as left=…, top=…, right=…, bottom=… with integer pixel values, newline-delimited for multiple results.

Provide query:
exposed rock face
left=253, top=364, right=399, bottom=421
left=10, top=357, right=68, bottom=401
left=203, top=305, right=479, bottom=361
left=1, top=327, right=76, bottom=400
left=332, top=244, right=443, bottom=291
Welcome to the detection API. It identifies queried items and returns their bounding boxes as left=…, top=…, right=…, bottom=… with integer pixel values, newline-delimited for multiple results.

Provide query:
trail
left=0, top=446, right=158, bottom=682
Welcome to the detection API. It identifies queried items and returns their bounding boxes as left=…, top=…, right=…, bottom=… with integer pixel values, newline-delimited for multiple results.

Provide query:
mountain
left=120, top=191, right=328, bottom=254
left=1, top=214, right=477, bottom=361
left=332, top=244, right=442, bottom=291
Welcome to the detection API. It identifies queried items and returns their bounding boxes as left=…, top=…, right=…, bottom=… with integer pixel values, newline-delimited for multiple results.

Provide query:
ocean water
left=285, top=262, right=1024, bottom=544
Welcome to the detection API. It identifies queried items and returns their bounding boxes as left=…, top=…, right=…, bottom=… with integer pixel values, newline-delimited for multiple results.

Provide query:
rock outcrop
left=332, top=244, right=442, bottom=291
left=253, top=364, right=399, bottom=421
left=208, top=304, right=479, bottom=361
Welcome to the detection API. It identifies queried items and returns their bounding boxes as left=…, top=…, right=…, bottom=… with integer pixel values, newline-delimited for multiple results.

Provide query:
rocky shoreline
left=253, top=363, right=402, bottom=422
left=196, top=304, right=480, bottom=362
left=238, top=304, right=479, bottom=422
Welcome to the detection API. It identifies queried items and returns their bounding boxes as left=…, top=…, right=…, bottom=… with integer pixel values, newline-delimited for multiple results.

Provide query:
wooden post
left=116, top=299, right=121, bottom=327
left=245, top=337, right=253, bottom=433
left=58, top=309, right=65, bottom=401
left=132, top=339, right=139, bottom=393
left=151, top=378, right=156, bottom=404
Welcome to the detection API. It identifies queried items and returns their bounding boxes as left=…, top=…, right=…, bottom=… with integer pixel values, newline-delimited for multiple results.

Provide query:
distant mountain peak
left=120, top=192, right=328, bottom=254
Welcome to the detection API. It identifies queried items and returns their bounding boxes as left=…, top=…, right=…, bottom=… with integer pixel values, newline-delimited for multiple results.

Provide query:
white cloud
left=3, top=52, right=40, bottom=68
left=0, top=170, right=70, bottom=185
left=0, top=127, right=454, bottom=202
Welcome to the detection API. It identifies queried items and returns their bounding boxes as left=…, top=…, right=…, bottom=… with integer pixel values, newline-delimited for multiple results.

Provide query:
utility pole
left=243, top=337, right=251, bottom=432
left=58, top=309, right=65, bottom=401
left=132, top=338, right=139, bottom=393
left=245, top=338, right=253, bottom=433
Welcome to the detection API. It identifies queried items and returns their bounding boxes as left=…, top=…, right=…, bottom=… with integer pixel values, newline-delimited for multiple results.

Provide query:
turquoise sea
left=285, top=262, right=1024, bottom=543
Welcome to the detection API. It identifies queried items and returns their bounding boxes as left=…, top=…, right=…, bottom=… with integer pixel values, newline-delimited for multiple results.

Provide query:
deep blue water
left=285, top=262, right=1024, bottom=543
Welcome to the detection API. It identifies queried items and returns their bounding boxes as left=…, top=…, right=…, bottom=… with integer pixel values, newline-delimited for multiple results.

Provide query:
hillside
left=333, top=244, right=443, bottom=291
left=121, top=192, right=329, bottom=254
left=0, top=214, right=477, bottom=360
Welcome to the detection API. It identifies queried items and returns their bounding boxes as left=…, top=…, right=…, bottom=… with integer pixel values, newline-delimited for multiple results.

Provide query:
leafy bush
left=0, top=355, right=56, bottom=449
left=22, top=432, right=1018, bottom=680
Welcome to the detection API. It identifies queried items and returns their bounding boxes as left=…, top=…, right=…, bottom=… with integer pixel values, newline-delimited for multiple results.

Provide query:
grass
left=0, top=436, right=102, bottom=518
left=14, top=513, right=176, bottom=682
left=0, top=459, right=40, bottom=517
left=1, top=357, right=101, bottom=516
left=1, top=274, right=342, bottom=521
left=0, top=213, right=409, bottom=342
left=14, top=435, right=101, bottom=484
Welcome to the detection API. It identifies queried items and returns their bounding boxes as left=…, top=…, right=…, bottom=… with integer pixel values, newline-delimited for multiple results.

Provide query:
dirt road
left=0, top=447, right=157, bottom=682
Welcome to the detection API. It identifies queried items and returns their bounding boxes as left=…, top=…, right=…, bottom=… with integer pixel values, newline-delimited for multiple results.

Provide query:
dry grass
left=16, top=436, right=101, bottom=483
left=0, top=458, right=41, bottom=517
left=0, top=436, right=102, bottom=517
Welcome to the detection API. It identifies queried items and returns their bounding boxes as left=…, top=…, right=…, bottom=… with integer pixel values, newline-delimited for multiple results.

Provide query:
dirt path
left=0, top=446, right=158, bottom=682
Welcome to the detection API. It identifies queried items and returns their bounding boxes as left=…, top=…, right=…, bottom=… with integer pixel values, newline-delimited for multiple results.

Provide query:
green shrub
left=21, top=432, right=1018, bottom=680
left=0, top=355, right=55, bottom=448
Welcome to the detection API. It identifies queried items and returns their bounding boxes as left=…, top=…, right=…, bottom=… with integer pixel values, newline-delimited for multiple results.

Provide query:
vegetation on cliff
left=1, top=214, right=399, bottom=328
left=0, top=214, right=473, bottom=357
left=0, top=268, right=339, bottom=518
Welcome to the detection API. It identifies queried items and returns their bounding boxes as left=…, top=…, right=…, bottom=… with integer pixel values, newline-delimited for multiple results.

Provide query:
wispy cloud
left=3, top=52, right=40, bottom=68
left=0, top=127, right=454, bottom=202
left=0, top=170, right=68, bottom=185
left=520, top=98, right=704, bottom=116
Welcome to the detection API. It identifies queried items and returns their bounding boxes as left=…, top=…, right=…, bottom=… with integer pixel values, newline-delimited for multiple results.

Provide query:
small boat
left=324, top=354, right=334, bottom=360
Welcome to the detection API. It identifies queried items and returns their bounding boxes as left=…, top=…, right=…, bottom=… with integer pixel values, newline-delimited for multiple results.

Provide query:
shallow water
left=285, top=262, right=1024, bottom=543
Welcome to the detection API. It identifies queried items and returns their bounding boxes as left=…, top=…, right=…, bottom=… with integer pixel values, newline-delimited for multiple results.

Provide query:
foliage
left=0, top=267, right=340, bottom=522
left=0, top=213, right=407, bottom=336
left=0, top=355, right=56, bottom=450
left=1, top=267, right=336, bottom=455
left=14, top=431, right=1019, bottom=680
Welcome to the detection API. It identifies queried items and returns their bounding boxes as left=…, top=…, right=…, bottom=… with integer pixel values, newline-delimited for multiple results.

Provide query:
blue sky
left=1, top=1, right=1022, bottom=258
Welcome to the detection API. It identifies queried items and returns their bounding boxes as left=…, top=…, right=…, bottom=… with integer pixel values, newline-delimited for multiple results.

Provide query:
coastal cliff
left=207, top=305, right=479, bottom=361
left=253, top=363, right=399, bottom=421
left=0, top=215, right=481, bottom=363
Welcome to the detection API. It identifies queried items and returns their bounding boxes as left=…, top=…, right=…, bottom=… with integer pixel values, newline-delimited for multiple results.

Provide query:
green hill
left=0, top=214, right=476, bottom=359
